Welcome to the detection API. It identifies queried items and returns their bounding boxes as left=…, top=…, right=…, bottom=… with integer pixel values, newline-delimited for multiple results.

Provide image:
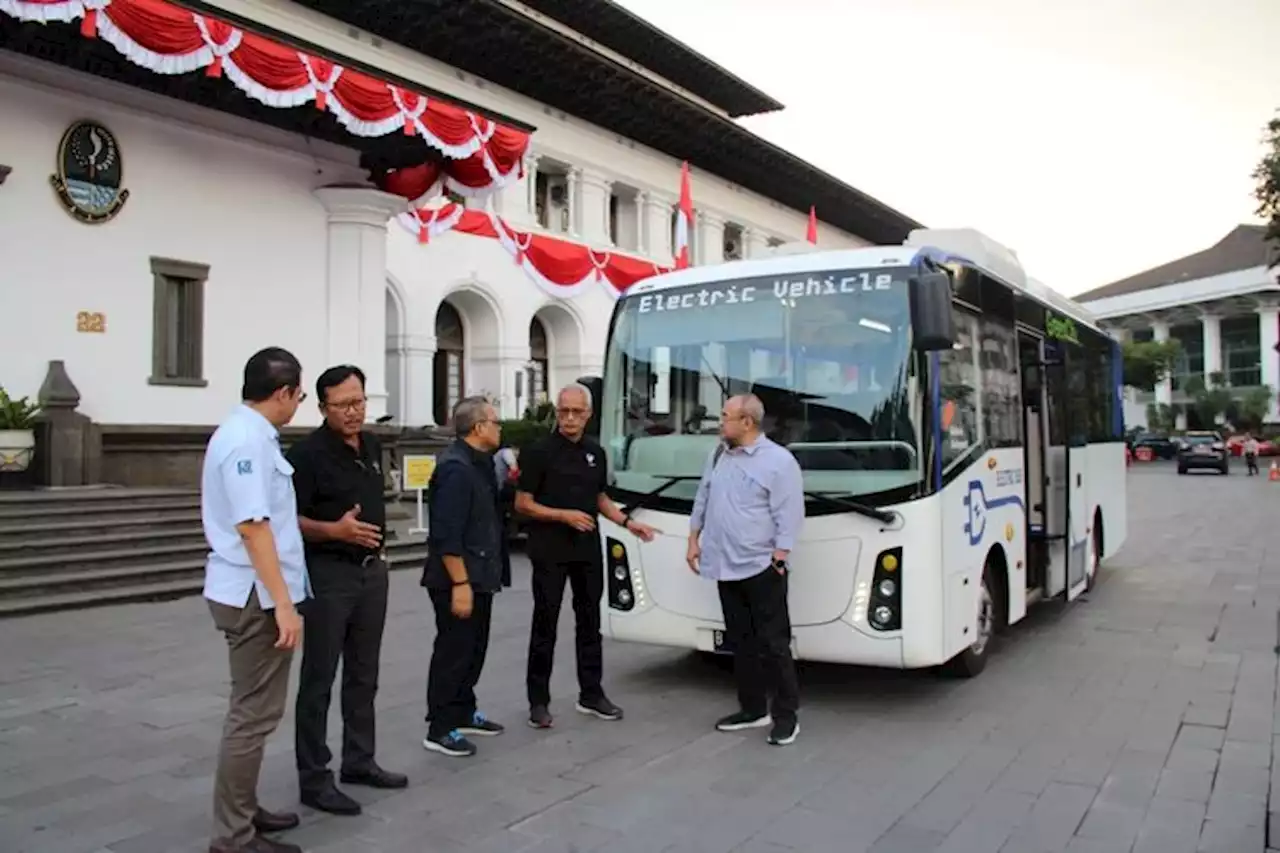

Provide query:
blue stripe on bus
left=930, top=351, right=942, bottom=490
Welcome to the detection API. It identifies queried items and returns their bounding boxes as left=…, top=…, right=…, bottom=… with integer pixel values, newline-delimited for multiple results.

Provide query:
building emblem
left=50, top=120, right=129, bottom=223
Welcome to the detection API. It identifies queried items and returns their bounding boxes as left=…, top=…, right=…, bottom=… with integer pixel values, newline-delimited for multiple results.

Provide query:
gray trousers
left=208, top=590, right=295, bottom=847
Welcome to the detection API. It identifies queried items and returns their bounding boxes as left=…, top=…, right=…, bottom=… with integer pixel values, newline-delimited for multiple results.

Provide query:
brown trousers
left=208, top=590, right=295, bottom=847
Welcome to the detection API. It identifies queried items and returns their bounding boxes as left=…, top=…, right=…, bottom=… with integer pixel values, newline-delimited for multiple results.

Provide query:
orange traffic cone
left=1269, top=461, right=1279, bottom=482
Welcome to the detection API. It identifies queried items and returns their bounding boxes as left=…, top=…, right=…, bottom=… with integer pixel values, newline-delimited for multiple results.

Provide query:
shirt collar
left=729, top=435, right=768, bottom=456
left=238, top=403, right=279, bottom=439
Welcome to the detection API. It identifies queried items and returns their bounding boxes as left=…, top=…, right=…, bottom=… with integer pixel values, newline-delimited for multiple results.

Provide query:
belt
left=359, top=552, right=387, bottom=568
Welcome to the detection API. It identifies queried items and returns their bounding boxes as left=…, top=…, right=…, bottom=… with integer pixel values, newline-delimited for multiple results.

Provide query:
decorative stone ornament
left=50, top=120, right=130, bottom=224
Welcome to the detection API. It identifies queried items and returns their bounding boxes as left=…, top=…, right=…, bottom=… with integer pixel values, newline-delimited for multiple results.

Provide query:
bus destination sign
left=635, top=271, right=901, bottom=315
left=1045, top=311, right=1080, bottom=344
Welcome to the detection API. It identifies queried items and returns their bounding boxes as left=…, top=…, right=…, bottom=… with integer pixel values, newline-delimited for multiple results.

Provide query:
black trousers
left=294, top=555, right=389, bottom=794
left=425, top=587, right=493, bottom=739
left=526, top=556, right=604, bottom=708
left=1246, top=452, right=1259, bottom=475
left=718, top=567, right=799, bottom=725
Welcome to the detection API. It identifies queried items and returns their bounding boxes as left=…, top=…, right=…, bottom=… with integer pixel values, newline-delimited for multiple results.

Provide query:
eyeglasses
left=557, top=407, right=589, bottom=419
left=324, top=397, right=367, bottom=413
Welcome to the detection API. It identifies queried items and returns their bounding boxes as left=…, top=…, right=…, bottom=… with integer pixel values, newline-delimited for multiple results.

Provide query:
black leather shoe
left=252, top=807, right=300, bottom=833
left=340, top=765, right=408, bottom=789
left=300, top=784, right=362, bottom=816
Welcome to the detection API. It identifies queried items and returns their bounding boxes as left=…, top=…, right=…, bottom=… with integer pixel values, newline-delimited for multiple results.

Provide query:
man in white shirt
left=202, top=347, right=310, bottom=853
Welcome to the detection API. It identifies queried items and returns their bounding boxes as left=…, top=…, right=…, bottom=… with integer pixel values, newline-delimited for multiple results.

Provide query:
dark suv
left=1177, top=431, right=1229, bottom=475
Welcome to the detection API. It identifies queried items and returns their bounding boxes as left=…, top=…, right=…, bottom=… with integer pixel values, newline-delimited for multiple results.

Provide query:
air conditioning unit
left=549, top=181, right=567, bottom=205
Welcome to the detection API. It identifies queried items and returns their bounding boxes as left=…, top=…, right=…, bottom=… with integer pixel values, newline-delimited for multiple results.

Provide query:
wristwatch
left=770, top=557, right=787, bottom=572
left=452, top=578, right=471, bottom=587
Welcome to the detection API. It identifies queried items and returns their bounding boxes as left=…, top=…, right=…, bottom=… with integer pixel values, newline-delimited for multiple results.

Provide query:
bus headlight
left=867, top=547, right=902, bottom=632
left=606, top=537, right=643, bottom=611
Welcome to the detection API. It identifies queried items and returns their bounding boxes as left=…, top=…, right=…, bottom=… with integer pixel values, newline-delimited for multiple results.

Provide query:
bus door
left=1018, top=333, right=1049, bottom=595
left=1042, top=340, right=1089, bottom=601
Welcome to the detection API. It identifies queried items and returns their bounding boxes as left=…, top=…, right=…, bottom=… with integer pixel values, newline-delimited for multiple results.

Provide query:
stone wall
left=98, top=424, right=451, bottom=490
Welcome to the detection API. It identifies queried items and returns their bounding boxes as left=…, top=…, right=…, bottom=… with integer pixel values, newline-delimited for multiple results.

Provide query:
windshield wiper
left=804, top=491, right=898, bottom=524
left=617, top=475, right=702, bottom=515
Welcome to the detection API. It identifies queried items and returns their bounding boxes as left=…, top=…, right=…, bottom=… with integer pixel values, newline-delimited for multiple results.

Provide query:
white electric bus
left=578, top=228, right=1127, bottom=677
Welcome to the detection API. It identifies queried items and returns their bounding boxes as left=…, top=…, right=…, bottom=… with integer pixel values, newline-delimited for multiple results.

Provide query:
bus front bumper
left=606, top=608, right=906, bottom=668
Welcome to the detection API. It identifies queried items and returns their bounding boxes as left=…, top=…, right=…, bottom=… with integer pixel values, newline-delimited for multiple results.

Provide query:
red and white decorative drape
left=399, top=204, right=670, bottom=299
left=0, top=0, right=530, bottom=199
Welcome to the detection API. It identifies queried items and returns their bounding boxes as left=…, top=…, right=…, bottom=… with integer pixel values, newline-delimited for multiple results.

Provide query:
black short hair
left=241, top=347, right=303, bottom=402
left=316, top=364, right=366, bottom=404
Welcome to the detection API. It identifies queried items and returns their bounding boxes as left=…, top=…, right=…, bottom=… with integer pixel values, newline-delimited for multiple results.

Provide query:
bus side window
left=937, top=312, right=984, bottom=467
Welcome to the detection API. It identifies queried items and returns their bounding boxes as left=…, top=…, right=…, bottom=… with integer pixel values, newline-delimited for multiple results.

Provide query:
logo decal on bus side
left=963, top=480, right=1025, bottom=547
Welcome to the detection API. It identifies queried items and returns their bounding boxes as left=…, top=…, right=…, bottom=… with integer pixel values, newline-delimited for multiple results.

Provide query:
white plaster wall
left=202, top=0, right=881, bottom=252
left=0, top=59, right=363, bottom=426
left=385, top=224, right=614, bottom=422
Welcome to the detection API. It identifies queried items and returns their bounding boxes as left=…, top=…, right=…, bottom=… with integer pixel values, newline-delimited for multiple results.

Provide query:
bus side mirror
left=909, top=271, right=956, bottom=351
left=577, top=375, right=603, bottom=439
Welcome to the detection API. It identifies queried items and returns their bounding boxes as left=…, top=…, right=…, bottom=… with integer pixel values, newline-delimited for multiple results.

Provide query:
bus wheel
left=1086, top=518, right=1103, bottom=593
left=942, top=562, right=998, bottom=678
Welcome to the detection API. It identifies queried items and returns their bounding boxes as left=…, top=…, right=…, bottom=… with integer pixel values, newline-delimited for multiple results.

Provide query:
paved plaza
left=1, top=464, right=1278, bottom=853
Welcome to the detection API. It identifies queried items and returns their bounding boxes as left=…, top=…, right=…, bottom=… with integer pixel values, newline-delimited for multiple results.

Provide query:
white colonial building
left=0, top=0, right=919, bottom=453
left=1076, top=225, right=1280, bottom=428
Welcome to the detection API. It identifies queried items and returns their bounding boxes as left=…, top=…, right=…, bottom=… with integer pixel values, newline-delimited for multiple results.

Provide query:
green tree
left=1253, top=111, right=1280, bottom=259
left=1183, top=372, right=1232, bottom=428
left=1121, top=339, right=1181, bottom=390
left=1234, top=385, right=1274, bottom=430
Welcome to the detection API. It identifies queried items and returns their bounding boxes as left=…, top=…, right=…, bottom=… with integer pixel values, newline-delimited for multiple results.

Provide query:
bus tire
left=941, top=559, right=1000, bottom=679
left=1087, top=512, right=1103, bottom=594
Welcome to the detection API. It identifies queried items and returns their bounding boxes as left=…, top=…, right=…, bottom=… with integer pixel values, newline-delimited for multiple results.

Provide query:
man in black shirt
left=288, top=365, right=407, bottom=817
left=516, top=382, right=658, bottom=729
left=421, top=396, right=507, bottom=758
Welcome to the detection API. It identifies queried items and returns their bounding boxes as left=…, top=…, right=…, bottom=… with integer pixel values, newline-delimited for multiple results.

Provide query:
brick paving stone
left=0, top=465, right=1277, bottom=852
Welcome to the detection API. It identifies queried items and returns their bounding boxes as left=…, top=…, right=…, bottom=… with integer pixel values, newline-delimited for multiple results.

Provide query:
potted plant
left=0, top=387, right=41, bottom=473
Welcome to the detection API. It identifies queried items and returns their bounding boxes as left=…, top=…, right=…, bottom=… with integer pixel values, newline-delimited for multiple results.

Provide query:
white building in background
left=1075, top=225, right=1280, bottom=428
left=0, top=0, right=920, bottom=438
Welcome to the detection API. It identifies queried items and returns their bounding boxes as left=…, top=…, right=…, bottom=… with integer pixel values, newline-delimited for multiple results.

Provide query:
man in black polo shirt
left=288, top=365, right=407, bottom=817
left=421, top=396, right=507, bottom=758
left=516, top=382, right=658, bottom=729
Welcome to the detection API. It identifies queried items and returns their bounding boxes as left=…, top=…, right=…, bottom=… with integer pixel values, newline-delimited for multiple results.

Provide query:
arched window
left=530, top=316, right=549, bottom=404
left=433, top=302, right=464, bottom=424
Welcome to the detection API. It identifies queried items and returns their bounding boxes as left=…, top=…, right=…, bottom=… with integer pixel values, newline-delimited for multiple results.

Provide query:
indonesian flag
left=806, top=206, right=818, bottom=244
left=674, top=161, right=693, bottom=269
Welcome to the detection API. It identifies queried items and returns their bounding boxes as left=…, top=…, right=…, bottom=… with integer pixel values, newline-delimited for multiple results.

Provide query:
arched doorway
left=530, top=316, right=549, bottom=406
left=433, top=301, right=464, bottom=424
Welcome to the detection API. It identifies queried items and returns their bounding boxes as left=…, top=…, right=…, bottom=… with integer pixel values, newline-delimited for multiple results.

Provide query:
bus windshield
left=601, top=266, right=924, bottom=506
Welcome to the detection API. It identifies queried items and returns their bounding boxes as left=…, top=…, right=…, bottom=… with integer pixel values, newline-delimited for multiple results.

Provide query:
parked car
left=1128, top=432, right=1178, bottom=460
left=1177, top=431, right=1229, bottom=475
left=1225, top=435, right=1279, bottom=457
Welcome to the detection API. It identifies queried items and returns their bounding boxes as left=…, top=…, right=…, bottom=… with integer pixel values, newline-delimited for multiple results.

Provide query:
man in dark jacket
left=421, top=396, right=506, bottom=758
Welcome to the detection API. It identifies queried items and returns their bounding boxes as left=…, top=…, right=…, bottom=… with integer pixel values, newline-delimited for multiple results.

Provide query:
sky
left=614, top=0, right=1279, bottom=296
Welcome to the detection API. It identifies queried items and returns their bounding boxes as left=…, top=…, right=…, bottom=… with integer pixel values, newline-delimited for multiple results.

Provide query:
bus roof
left=624, top=229, right=1106, bottom=337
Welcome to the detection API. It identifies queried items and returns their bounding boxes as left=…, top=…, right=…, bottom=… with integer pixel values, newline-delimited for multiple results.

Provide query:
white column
left=695, top=211, right=726, bottom=266
left=744, top=226, right=773, bottom=259
left=314, top=187, right=405, bottom=422
left=400, top=332, right=437, bottom=428
left=566, top=167, right=582, bottom=238
left=1258, top=302, right=1280, bottom=421
left=1150, top=319, right=1172, bottom=406
left=578, top=168, right=614, bottom=245
left=640, top=190, right=673, bottom=262
left=1200, top=311, right=1222, bottom=381
left=471, top=344, right=532, bottom=420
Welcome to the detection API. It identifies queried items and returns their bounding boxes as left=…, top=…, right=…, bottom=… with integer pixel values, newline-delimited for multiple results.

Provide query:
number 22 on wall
left=75, top=311, right=106, bottom=333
